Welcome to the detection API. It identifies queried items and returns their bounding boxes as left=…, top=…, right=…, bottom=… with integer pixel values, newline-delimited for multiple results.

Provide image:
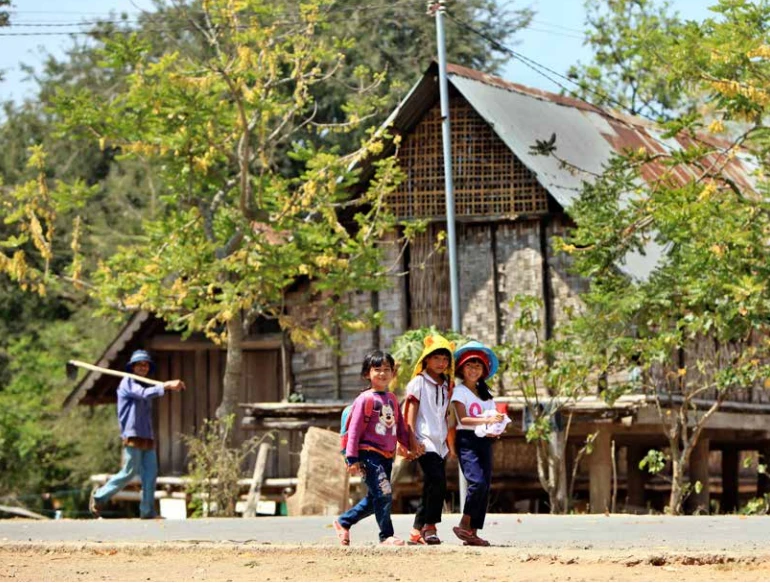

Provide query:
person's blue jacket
left=116, top=377, right=165, bottom=440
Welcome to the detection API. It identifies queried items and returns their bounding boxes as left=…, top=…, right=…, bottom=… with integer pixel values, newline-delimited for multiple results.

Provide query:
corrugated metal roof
left=383, top=62, right=759, bottom=281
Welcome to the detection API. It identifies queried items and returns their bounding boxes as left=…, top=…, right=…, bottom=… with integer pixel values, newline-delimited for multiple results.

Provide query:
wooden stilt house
left=66, top=62, right=770, bottom=514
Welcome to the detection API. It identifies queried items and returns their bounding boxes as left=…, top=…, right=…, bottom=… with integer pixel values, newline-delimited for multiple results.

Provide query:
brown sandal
left=333, top=520, right=350, bottom=546
left=452, top=526, right=474, bottom=543
left=463, top=533, right=491, bottom=547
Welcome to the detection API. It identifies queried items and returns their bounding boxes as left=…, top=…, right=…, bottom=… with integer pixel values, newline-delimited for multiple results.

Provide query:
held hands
left=347, top=462, right=364, bottom=477
left=163, top=379, right=186, bottom=392
left=397, top=441, right=426, bottom=461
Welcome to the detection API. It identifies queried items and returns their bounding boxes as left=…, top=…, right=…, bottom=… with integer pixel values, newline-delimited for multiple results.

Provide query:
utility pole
left=428, top=0, right=460, bottom=333
left=428, top=0, right=466, bottom=512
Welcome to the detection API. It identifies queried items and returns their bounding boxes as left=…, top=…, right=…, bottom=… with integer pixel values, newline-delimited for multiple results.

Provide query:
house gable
left=389, top=93, right=549, bottom=220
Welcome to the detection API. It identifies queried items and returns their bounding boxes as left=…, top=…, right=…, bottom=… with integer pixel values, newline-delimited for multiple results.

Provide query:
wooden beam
left=720, top=447, right=739, bottom=514
left=634, top=406, right=770, bottom=432
left=625, top=444, right=648, bottom=512
left=147, top=334, right=282, bottom=351
left=687, top=437, right=710, bottom=515
left=242, top=442, right=272, bottom=518
left=589, top=429, right=612, bottom=513
left=757, top=441, right=770, bottom=498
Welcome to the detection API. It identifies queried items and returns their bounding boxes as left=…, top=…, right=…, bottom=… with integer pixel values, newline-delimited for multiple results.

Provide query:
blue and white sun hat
left=453, top=340, right=499, bottom=380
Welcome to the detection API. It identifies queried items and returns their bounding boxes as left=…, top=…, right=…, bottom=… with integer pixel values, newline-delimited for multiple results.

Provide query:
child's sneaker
left=380, top=536, right=405, bottom=546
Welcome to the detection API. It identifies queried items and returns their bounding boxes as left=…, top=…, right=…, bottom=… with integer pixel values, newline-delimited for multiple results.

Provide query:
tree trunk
left=669, top=457, right=686, bottom=515
left=216, top=312, right=244, bottom=421
left=535, top=429, right=568, bottom=514
left=548, top=429, right=568, bottom=513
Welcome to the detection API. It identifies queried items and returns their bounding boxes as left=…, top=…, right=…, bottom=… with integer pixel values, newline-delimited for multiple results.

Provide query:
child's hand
left=448, top=449, right=457, bottom=460
left=493, top=412, right=505, bottom=423
left=347, top=462, right=363, bottom=477
left=397, top=443, right=410, bottom=459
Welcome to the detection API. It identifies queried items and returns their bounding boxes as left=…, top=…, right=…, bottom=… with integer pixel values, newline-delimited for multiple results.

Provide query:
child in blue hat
left=450, top=340, right=505, bottom=546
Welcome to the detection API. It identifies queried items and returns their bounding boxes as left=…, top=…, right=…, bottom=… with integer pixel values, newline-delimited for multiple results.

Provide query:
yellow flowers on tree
left=1, top=0, right=406, bottom=419
left=559, top=0, right=770, bottom=514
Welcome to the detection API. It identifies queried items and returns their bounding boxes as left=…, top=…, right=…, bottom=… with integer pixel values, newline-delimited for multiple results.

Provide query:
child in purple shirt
left=334, top=350, right=423, bottom=546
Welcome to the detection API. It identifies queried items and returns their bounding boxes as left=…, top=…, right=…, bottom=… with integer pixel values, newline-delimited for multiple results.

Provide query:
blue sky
left=1, top=0, right=716, bottom=104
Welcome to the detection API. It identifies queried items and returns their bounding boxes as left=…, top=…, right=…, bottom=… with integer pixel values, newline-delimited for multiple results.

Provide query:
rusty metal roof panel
left=443, top=66, right=759, bottom=281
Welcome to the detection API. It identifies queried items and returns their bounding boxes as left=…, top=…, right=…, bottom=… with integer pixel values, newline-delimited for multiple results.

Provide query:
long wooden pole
left=67, top=359, right=159, bottom=385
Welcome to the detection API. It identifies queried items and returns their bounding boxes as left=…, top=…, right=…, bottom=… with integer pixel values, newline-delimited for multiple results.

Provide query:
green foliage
left=497, top=295, right=596, bottom=418
left=640, top=449, right=668, bottom=475
left=740, top=495, right=770, bottom=515
left=0, top=308, right=120, bottom=500
left=0, top=1, right=8, bottom=33
left=389, top=326, right=469, bottom=393
left=181, top=415, right=270, bottom=517
left=567, top=0, right=689, bottom=119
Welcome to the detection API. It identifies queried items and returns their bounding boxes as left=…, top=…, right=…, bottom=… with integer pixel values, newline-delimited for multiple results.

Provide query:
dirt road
left=2, top=543, right=770, bottom=581
left=2, top=515, right=769, bottom=581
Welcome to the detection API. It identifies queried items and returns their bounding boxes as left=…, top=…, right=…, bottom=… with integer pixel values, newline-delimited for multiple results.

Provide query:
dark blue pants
left=413, top=452, right=447, bottom=529
left=338, top=451, right=394, bottom=542
left=457, top=430, right=493, bottom=530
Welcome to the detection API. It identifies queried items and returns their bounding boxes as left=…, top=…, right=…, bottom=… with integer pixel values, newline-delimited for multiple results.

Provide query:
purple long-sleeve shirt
left=116, top=377, right=165, bottom=440
left=345, top=390, right=409, bottom=464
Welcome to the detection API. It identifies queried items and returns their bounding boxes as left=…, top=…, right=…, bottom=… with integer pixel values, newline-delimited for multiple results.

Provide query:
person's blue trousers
left=94, top=446, right=158, bottom=518
left=338, top=450, right=395, bottom=542
left=457, top=430, right=493, bottom=530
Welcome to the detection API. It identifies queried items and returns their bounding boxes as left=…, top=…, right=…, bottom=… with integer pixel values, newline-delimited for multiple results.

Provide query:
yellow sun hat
left=411, top=334, right=456, bottom=381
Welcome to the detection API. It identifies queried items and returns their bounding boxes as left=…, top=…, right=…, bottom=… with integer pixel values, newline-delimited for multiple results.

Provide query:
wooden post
left=625, top=444, right=647, bottom=512
left=589, top=430, right=612, bottom=514
left=242, top=442, right=272, bottom=518
left=757, top=441, right=770, bottom=498
left=687, top=437, right=710, bottom=515
left=720, top=447, right=740, bottom=514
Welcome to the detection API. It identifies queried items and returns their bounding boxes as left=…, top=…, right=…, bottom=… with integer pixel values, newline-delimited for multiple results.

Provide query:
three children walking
left=334, top=336, right=506, bottom=547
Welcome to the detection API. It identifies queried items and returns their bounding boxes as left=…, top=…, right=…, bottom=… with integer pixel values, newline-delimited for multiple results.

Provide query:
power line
left=0, top=0, right=421, bottom=37
left=445, top=10, right=665, bottom=126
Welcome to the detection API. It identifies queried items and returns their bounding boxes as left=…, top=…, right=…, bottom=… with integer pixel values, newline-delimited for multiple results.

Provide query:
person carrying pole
left=89, top=349, right=185, bottom=519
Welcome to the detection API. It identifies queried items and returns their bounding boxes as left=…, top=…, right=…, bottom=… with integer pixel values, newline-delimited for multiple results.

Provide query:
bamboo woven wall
left=390, top=96, right=549, bottom=219
left=408, top=222, right=451, bottom=329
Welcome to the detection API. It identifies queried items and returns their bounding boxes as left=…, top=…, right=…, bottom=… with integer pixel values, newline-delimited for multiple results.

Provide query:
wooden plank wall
left=154, top=348, right=282, bottom=475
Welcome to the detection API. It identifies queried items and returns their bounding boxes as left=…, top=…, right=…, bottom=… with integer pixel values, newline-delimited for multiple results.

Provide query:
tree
left=567, top=0, right=688, bottom=119
left=496, top=295, right=617, bottom=514
left=556, top=0, right=770, bottom=515
left=2, top=0, right=411, bottom=422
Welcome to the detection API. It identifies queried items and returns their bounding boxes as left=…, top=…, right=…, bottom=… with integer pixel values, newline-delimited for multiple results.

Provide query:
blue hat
left=126, top=349, right=155, bottom=373
left=454, top=341, right=499, bottom=380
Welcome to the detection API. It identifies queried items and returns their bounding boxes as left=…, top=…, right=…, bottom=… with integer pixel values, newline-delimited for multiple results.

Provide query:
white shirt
left=405, top=372, right=449, bottom=458
left=450, top=382, right=496, bottom=431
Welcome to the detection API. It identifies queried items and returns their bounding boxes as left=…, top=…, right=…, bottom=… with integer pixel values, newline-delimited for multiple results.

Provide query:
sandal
left=463, top=533, right=491, bottom=547
left=408, top=530, right=426, bottom=545
left=380, top=536, right=405, bottom=546
left=421, top=527, right=441, bottom=545
left=452, top=526, right=474, bottom=543
left=89, top=489, right=103, bottom=518
left=333, top=520, right=350, bottom=546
